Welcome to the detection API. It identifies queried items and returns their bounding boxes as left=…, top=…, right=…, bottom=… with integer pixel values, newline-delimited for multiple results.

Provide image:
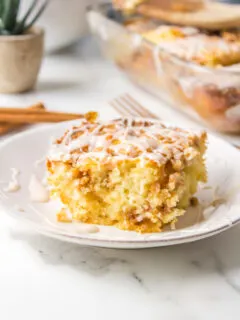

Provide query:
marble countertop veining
left=0, top=37, right=240, bottom=320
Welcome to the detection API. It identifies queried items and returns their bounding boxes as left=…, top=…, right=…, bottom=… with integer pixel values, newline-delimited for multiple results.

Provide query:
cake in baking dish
left=114, top=21, right=240, bottom=132
left=112, top=0, right=201, bottom=13
left=112, top=0, right=146, bottom=12
left=47, top=113, right=207, bottom=233
left=141, top=26, right=240, bottom=67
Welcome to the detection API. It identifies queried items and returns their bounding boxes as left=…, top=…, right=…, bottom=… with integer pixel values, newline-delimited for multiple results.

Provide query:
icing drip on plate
left=4, top=168, right=21, bottom=192
left=29, top=174, right=49, bottom=203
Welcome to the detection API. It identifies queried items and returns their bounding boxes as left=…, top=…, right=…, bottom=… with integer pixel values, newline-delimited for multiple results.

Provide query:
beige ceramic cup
left=0, top=27, right=44, bottom=93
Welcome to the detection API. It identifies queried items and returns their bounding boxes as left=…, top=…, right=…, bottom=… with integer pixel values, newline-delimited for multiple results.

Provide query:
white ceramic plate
left=0, top=119, right=240, bottom=249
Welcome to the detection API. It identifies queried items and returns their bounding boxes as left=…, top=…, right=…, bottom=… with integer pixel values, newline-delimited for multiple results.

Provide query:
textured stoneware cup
left=0, top=27, right=44, bottom=93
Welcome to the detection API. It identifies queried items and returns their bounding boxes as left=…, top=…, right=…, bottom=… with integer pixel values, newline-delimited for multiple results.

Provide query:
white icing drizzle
left=99, top=25, right=109, bottom=41
left=47, top=118, right=204, bottom=166
left=153, top=44, right=163, bottom=77
left=14, top=205, right=25, bottom=212
left=4, top=168, right=20, bottom=192
left=154, top=34, right=240, bottom=62
left=178, top=73, right=240, bottom=98
left=41, top=175, right=48, bottom=186
left=34, top=156, right=46, bottom=169
left=226, top=104, right=240, bottom=120
left=144, top=25, right=240, bottom=65
left=132, top=33, right=142, bottom=49
left=154, top=25, right=199, bottom=37
left=29, top=174, right=49, bottom=203
left=74, top=224, right=99, bottom=234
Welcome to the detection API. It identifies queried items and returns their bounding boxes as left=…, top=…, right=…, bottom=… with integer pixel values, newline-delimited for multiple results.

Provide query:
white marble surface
left=1, top=37, right=240, bottom=319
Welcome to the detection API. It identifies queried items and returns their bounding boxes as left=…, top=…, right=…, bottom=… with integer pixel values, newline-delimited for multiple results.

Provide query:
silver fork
left=110, top=93, right=160, bottom=120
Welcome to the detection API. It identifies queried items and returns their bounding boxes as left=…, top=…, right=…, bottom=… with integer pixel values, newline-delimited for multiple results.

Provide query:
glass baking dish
left=87, top=3, right=240, bottom=133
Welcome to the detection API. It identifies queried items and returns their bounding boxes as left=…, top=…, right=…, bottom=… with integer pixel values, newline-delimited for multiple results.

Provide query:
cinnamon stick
left=0, top=108, right=84, bottom=124
left=0, top=102, right=45, bottom=135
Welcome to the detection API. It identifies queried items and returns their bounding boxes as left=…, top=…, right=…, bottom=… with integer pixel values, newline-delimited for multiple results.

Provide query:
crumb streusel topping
left=48, top=118, right=206, bottom=167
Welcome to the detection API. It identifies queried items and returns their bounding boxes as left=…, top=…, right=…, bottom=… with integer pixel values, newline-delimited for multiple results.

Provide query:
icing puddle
left=2, top=167, right=100, bottom=235
left=4, top=168, right=21, bottom=192
left=28, top=174, right=49, bottom=203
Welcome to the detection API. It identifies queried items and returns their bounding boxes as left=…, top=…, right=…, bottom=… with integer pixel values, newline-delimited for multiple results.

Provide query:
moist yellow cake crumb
left=47, top=114, right=207, bottom=233
left=57, top=208, right=72, bottom=223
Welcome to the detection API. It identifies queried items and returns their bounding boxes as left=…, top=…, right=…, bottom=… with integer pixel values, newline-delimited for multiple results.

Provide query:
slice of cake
left=47, top=114, right=207, bottom=233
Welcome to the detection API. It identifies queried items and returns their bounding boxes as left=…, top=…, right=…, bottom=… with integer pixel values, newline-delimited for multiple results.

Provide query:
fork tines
left=110, top=94, right=159, bottom=119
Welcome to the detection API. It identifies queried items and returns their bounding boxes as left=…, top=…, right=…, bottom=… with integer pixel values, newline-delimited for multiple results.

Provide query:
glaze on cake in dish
left=114, top=20, right=240, bottom=132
